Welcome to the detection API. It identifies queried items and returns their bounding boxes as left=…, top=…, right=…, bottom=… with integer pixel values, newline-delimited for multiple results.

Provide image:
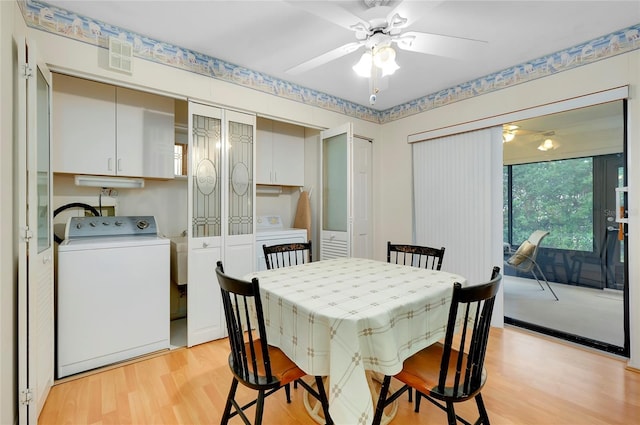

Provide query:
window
left=174, top=143, right=187, bottom=176
left=504, top=157, right=593, bottom=251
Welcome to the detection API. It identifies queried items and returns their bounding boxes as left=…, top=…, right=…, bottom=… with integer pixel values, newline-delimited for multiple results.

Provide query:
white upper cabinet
left=52, top=73, right=174, bottom=179
left=256, top=118, right=304, bottom=186
left=116, top=87, right=174, bottom=178
left=52, top=74, right=116, bottom=176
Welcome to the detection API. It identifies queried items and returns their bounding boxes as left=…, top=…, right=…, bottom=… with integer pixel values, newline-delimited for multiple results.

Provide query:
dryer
left=255, top=215, right=308, bottom=271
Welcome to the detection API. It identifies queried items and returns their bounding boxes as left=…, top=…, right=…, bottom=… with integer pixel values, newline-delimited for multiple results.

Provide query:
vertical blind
left=412, top=127, right=504, bottom=323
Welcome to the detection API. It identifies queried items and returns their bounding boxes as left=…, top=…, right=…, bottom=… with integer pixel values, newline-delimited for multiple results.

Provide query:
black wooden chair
left=262, top=241, right=313, bottom=392
left=372, top=267, right=502, bottom=425
left=387, top=241, right=446, bottom=403
left=387, top=241, right=446, bottom=270
left=263, top=241, right=312, bottom=270
left=215, top=261, right=332, bottom=425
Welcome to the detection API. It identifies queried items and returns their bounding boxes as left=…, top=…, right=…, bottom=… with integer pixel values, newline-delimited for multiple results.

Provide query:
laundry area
left=51, top=89, right=318, bottom=380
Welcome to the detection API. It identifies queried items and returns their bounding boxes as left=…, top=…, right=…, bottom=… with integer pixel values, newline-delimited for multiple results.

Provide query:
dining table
left=245, top=257, right=466, bottom=425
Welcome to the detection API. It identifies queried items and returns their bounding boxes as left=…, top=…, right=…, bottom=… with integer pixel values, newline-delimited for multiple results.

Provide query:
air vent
left=108, top=36, right=133, bottom=74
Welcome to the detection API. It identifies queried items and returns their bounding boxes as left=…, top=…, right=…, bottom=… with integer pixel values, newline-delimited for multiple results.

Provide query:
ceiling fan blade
left=284, top=0, right=367, bottom=32
left=286, top=42, right=363, bottom=75
left=395, top=31, right=487, bottom=60
left=385, top=0, right=446, bottom=29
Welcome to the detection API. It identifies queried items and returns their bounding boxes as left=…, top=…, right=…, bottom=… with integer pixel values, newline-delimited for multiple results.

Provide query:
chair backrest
left=527, top=230, right=549, bottom=246
left=507, top=230, right=549, bottom=272
left=215, top=261, right=279, bottom=389
left=436, top=266, right=502, bottom=399
left=387, top=241, right=446, bottom=270
left=263, top=241, right=312, bottom=270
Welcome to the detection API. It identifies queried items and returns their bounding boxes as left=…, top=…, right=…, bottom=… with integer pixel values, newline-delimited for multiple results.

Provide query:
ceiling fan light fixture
left=373, top=45, right=399, bottom=76
left=538, top=138, right=555, bottom=151
left=380, top=58, right=399, bottom=76
left=352, top=51, right=373, bottom=77
left=373, top=45, right=395, bottom=67
left=503, top=131, right=516, bottom=143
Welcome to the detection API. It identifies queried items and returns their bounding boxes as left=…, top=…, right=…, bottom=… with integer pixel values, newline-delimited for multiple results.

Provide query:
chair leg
left=475, top=393, right=490, bottom=425
left=530, top=268, right=547, bottom=291
left=445, top=401, right=457, bottom=425
left=254, top=389, right=266, bottom=425
left=314, top=376, right=333, bottom=425
left=532, top=262, right=559, bottom=301
left=285, top=383, right=291, bottom=403
left=372, top=375, right=392, bottom=425
left=221, top=378, right=239, bottom=425
left=414, top=391, right=421, bottom=412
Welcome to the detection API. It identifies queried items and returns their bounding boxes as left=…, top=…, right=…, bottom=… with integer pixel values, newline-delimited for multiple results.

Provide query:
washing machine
left=56, top=215, right=169, bottom=378
left=255, top=215, right=308, bottom=271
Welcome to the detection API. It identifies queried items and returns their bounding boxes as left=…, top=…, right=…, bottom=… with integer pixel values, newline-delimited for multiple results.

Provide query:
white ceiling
left=42, top=0, right=640, bottom=111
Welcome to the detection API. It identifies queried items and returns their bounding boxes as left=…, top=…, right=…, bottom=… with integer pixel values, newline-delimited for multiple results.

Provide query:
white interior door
left=352, top=136, right=372, bottom=259
left=320, top=123, right=352, bottom=259
left=187, top=102, right=225, bottom=346
left=17, top=38, right=54, bottom=424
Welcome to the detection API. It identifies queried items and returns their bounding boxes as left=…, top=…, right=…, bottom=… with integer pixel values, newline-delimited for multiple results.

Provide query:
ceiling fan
left=285, top=0, right=487, bottom=77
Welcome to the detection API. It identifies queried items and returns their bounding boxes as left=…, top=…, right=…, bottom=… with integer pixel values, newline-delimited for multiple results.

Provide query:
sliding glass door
left=502, top=100, right=627, bottom=355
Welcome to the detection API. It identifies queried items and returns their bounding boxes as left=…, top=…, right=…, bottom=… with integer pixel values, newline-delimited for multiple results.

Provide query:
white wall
left=376, top=51, right=640, bottom=367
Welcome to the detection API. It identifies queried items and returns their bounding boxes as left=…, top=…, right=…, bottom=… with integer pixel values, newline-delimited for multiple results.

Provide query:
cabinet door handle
left=108, top=158, right=113, bottom=171
left=273, top=171, right=277, bottom=183
left=117, top=158, right=122, bottom=172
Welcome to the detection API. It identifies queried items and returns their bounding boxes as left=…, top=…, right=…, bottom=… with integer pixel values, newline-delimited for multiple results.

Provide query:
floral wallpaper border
left=20, top=0, right=640, bottom=124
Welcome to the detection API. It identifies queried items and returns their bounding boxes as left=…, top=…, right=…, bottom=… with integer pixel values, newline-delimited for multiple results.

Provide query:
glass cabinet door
left=191, top=111, right=222, bottom=238
left=227, top=116, right=253, bottom=237
left=223, top=110, right=255, bottom=278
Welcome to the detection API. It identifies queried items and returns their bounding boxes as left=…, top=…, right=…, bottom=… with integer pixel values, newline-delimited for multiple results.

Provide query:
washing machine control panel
left=65, top=216, right=158, bottom=239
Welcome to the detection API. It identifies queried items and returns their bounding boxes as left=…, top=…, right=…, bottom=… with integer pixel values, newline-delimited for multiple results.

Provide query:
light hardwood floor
left=39, top=327, right=640, bottom=424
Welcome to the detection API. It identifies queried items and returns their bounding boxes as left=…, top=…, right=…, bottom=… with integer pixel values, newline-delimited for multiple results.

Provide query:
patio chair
left=505, top=230, right=559, bottom=301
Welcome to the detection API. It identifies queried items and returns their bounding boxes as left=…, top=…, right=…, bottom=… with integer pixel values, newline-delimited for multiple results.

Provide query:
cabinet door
left=52, top=74, right=116, bottom=175
left=272, top=121, right=304, bottom=186
left=225, top=109, right=256, bottom=276
left=188, top=245, right=225, bottom=346
left=116, top=87, right=175, bottom=178
left=256, top=117, right=273, bottom=184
